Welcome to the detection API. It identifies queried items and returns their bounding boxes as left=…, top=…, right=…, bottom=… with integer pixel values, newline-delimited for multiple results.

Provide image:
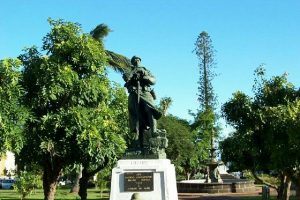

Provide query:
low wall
left=177, top=180, right=256, bottom=193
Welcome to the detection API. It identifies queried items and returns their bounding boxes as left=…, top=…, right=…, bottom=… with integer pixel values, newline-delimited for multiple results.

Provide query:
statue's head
left=131, top=193, right=142, bottom=200
left=131, top=56, right=141, bottom=66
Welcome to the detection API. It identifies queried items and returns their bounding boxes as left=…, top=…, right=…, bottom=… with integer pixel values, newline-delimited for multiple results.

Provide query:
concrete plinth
left=109, top=159, right=178, bottom=200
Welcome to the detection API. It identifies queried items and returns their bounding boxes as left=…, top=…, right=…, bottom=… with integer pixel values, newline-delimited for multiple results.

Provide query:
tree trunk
left=70, top=165, right=82, bottom=193
left=295, top=175, right=300, bottom=200
left=282, top=174, right=292, bottom=200
left=78, top=168, right=89, bottom=200
left=78, top=159, right=109, bottom=200
left=43, top=159, right=63, bottom=200
left=186, top=172, right=191, bottom=180
left=277, top=173, right=285, bottom=200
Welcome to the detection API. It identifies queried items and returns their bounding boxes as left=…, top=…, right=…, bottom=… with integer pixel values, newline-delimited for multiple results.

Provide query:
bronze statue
left=123, top=56, right=162, bottom=151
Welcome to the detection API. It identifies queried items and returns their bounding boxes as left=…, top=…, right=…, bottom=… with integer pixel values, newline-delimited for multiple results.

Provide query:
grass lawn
left=0, top=188, right=109, bottom=200
left=1, top=188, right=297, bottom=200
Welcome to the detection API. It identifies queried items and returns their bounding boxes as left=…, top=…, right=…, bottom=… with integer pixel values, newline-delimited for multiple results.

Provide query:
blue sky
left=1, top=0, right=300, bottom=135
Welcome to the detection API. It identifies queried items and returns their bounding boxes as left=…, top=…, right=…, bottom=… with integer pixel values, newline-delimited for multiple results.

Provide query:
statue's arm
left=142, top=70, right=156, bottom=85
left=122, top=67, right=135, bottom=87
left=123, top=67, right=156, bottom=86
left=122, top=72, right=130, bottom=82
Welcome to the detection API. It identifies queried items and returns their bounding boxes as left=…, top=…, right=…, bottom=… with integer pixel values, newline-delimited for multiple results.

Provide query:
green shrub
left=96, top=168, right=111, bottom=198
left=242, top=170, right=279, bottom=186
left=13, top=171, right=42, bottom=200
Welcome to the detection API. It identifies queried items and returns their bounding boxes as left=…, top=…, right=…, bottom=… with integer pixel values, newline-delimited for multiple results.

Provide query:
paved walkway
left=178, top=194, right=241, bottom=200
left=178, top=188, right=264, bottom=200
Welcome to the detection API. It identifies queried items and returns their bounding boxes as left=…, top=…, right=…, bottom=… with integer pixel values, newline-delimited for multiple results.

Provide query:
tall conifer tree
left=194, top=31, right=216, bottom=112
left=193, top=32, right=219, bottom=174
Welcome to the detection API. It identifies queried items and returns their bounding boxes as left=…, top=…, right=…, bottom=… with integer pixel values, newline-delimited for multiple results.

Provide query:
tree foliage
left=220, top=67, right=300, bottom=200
left=157, top=115, right=197, bottom=180
left=16, top=19, right=128, bottom=200
left=0, top=58, right=28, bottom=154
left=14, top=170, right=42, bottom=200
left=192, top=31, right=219, bottom=172
left=194, top=31, right=216, bottom=111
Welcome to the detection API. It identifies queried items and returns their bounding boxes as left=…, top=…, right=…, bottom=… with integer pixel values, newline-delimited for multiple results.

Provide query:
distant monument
left=177, top=129, right=255, bottom=194
left=109, top=56, right=178, bottom=200
left=205, top=129, right=222, bottom=183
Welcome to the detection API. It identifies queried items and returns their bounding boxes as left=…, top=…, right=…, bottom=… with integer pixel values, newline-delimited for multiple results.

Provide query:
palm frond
left=105, top=50, right=131, bottom=74
left=90, top=24, right=111, bottom=40
left=90, top=24, right=132, bottom=74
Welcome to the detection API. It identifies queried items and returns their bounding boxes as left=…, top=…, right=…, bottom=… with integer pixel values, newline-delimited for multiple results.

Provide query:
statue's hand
left=135, top=68, right=145, bottom=75
left=127, top=73, right=140, bottom=83
left=133, top=73, right=141, bottom=80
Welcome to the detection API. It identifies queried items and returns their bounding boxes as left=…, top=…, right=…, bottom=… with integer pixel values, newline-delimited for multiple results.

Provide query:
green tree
left=17, top=19, right=127, bottom=200
left=192, top=31, right=219, bottom=174
left=0, top=58, right=28, bottom=154
left=68, top=164, right=82, bottom=194
left=192, top=109, right=217, bottom=170
left=157, top=115, right=197, bottom=180
left=69, top=87, right=128, bottom=199
left=194, top=31, right=216, bottom=111
left=221, top=67, right=300, bottom=200
left=59, top=23, right=131, bottom=198
left=78, top=84, right=128, bottom=200
left=95, top=167, right=111, bottom=198
left=158, top=97, right=199, bottom=179
left=220, top=91, right=260, bottom=172
left=275, top=100, right=300, bottom=200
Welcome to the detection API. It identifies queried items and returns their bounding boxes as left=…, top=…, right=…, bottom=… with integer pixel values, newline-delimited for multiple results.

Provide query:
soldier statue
left=123, top=56, right=162, bottom=152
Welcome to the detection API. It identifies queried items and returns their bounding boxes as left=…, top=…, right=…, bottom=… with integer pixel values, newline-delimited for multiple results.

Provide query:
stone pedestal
left=109, top=159, right=178, bottom=200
